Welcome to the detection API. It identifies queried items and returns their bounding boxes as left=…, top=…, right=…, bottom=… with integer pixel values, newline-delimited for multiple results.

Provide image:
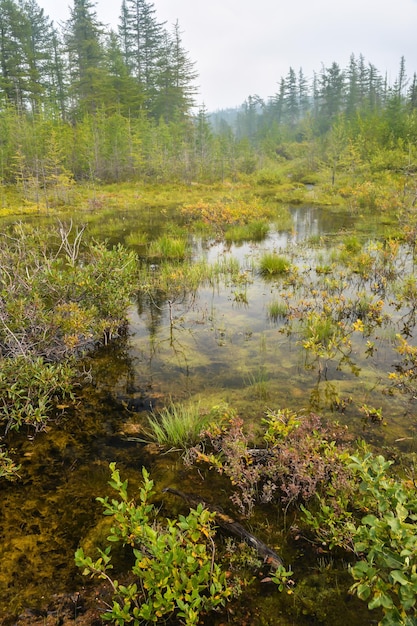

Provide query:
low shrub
left=0, top=356, right=75, bottom=433
left=189, top=409, right=351, bottom=517
left=302, top=450, right=417, bottom=625
left=75, top=463, right=233, bottom=625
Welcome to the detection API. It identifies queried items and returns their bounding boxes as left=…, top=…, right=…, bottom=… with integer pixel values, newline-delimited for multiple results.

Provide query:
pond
left=1, top=202, right=416, bottom=625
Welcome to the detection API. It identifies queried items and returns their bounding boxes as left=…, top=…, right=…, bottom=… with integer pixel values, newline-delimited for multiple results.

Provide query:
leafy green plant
left=0, top=356, right=75, bottom=433
left=348, top=453, right=417, bottom=625
left=301, top=450, right=417, bottom=625
left=0, top=446, right=20, bottom=480
left=75, top=463, right=233, bottom=625
left=271, top=565, right=295, bottom=592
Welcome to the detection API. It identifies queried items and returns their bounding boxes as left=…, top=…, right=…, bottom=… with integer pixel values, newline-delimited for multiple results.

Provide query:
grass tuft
left=148, top=235, right=189, bottom=260
left=146, top=401, right=212, bottom=449
left=259, top=253, right=291, bottom=276
left=267, top=299, right=288, bottom=321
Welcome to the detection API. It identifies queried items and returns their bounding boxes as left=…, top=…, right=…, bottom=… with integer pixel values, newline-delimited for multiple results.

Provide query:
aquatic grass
left=125, top=230, right=148, bottom=247
left=243, top=368, right=270, bottom=401
left=148, top=234, right=189, bottom=260
left=211, top=256, right=241, bottom=282
left=307, top=233, right=324, bottom=246
left=259, top=253, right=291, bottom=277
left=146, top=401, right=212, bottom=449
left=146, top=259, right=213, bottom=297
left=224, top=220, right=269, bottom=243
left=267, top=299, right=288, bottom=321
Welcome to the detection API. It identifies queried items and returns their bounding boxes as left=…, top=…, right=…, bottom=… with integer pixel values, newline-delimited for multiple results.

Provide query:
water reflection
left=0, top=203, right=414, bottom=622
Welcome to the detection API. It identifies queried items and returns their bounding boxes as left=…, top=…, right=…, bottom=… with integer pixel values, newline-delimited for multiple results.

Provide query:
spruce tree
left=65, top=0, right=108, bottom=117
left=118, top=0, right=165, bottom=112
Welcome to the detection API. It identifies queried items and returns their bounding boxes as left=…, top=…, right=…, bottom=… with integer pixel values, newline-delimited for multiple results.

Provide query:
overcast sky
left=39, top=0, right=417, bottom=111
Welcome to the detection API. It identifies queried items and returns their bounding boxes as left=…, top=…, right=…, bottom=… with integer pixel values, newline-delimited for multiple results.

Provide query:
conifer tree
left=0, top=0, right=31, bottom=109
left=18, top=0, right=58, bottom=112
left=284, top=66, right=298, bottom=126
left=153, top=21, right=198, bottom=121
left=65, top=0, right=108, bottom=117
left=103, top=30, right=140, bottom=115
left=118, top=0, right=165, bottom=111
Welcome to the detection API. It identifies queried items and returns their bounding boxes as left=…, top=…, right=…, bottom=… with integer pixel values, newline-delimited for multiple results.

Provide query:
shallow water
left=0, top=203, right=415, bottom=624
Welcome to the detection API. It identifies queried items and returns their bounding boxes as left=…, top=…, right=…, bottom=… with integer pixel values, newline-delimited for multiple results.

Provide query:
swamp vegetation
left=2, top=171, right=417, bottom=625
left=2, top=6, right=417, bottom=620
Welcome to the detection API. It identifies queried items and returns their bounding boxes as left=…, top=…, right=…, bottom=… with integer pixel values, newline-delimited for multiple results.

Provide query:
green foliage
left=0, top=223, right=138, bottom=440
left=0, top=446, right=20, bottom=480
left=75, top=463, right=233, bottom=625
left=148, top=235, right=189, bottom=260
left=301, top=450, right=417, bottom=625
left=301, top=311, right=348, bottom=360
left=262, top=408, right=301, bottom=442
left=349, top=453, right=417, bottom=625
left=0, top=223, right=138, bottom=359
left=0, top=356, right=75, bottom=433
left=271, top=565, right=295, bottom=592
left=267, top=298, right=289, bottom=321
left=224, top=220, right=269, bottom=243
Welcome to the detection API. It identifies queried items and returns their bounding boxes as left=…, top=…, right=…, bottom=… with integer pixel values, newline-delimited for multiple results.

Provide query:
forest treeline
left=1, top=0, right=417, bottom=191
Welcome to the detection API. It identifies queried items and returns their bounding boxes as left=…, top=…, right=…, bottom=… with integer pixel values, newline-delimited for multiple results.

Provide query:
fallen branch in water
left=162, top=486, right=284, bottom=570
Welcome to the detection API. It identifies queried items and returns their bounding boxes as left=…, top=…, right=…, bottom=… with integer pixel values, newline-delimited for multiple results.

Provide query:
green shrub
left=0, top=356, right=75, bottom=433
left=0, top=223, right=138, bottom=440
left=75, top=463, right=233, bottom=625
left=302, top=450, right=417, bottom=625
left=349, top=453, right=417, bottom=625
left=0, top=447, right=20, bottom=480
